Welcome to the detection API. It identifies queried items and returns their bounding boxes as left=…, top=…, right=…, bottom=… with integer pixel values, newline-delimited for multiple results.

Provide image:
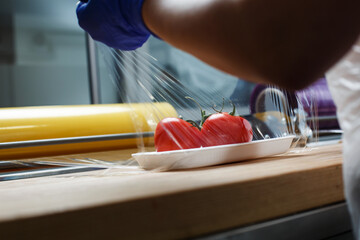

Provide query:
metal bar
left=306, top=115, right=338, bottom=121
left=317, top=129, right=343, bottom=134
left=197, top=202, right=352, bottom=240
left=0, top=166, right=102, bottom=181
left=86, top=34, right=101, bottom=104
left=0, top=132, right=154, bottom=150
left=0, top=160, right=37, bottom=170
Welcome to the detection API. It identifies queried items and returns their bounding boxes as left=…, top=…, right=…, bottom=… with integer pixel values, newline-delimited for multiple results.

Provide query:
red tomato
left=154, top=118, right=202, bottom=152
left=201, top=113, right=253, bottom=147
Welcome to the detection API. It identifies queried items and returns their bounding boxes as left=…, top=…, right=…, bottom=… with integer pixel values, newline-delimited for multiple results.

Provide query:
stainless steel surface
left=318, top=129, right=344, bottom=134
left=0, top=165, right=103, bottom=181
left=0, top=132, right=154, bottom=150
left=306, top=115, right=339, bottom=122
left=197, top=203, right=353, bottom=240
left=86, top=34, right=101, bottom=104
left=0, top=160, right=35, bottom=170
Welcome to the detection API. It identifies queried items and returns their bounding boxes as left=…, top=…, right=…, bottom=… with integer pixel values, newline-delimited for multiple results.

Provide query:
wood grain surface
left=0, top=144, right=344, bottom=240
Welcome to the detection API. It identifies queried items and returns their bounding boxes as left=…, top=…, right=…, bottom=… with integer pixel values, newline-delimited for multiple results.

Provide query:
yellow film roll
left=0, top=103, right=177, bottom=160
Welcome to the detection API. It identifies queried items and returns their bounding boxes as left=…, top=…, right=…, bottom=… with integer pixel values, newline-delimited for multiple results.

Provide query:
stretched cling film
left=0, top=40, right=341, bottom=171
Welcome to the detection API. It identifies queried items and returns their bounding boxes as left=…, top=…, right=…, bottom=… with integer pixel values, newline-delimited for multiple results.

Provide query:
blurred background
left=0, top=0, right=255, bottom=112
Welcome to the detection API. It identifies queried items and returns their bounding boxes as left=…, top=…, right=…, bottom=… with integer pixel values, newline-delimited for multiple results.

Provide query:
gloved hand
left=76, top=0, right=151, bottom=50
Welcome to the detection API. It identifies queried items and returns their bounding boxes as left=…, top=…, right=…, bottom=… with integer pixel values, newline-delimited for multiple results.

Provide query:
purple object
left=250, top=78, right=339, bottom=129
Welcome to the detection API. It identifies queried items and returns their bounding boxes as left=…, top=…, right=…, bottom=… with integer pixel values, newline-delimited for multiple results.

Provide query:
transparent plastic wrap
left=0, top=41, right=340, bottom=172
left=86, top=43, right=329, bottom=171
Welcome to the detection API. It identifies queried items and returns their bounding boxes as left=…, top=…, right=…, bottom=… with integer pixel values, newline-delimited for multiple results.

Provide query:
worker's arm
left=142, top=0, right=360, bottom=89
left=77, top=0, right=360, bottom=90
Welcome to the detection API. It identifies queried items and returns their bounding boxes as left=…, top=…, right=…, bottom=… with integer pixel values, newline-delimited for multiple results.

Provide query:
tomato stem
left=185, top=96, right=211, bottom=128
left=229, top=100, right=236, bottom=116
left=212, top=98, right=225, bottom=113
left=185, top=97, right=239, bottom=129
left=186, top=120, right=201, bottom=130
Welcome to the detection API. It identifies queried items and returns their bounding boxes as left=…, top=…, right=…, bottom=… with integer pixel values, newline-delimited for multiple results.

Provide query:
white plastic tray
left=132, top=136, right=294, bottom=171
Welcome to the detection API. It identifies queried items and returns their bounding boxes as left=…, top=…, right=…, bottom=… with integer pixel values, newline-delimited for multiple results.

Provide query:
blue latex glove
left=76, top=0, right=151, bottom=50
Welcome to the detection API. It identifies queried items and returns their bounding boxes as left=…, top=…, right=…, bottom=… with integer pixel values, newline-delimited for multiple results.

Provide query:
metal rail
left=0, top=165, right=103, bottom=181
left=0, top=132, right=154, bottom=150
left=197, top=202, right=352, bottom=240
left=86, top=34, right=101, bottom=104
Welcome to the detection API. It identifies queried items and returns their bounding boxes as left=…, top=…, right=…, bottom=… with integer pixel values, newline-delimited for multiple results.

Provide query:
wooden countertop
left=0, top=144, right=344, bottom=240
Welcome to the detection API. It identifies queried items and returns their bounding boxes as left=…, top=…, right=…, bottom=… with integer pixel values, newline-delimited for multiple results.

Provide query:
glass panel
left=0, top=0, right=89, bottom=107
left=97, top=36, right=256, bottom=115
left=146, top=37, right=256, bottom=116
left=97, top=44, right=122, bottom=104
